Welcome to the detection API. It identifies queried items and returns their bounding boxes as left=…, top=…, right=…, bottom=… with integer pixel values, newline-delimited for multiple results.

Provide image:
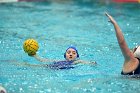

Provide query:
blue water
left=0, top=0, right=140, bottom=93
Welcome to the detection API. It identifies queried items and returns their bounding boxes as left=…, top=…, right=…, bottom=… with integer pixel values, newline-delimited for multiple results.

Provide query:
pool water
left=0, top=0, right=140, bottom=93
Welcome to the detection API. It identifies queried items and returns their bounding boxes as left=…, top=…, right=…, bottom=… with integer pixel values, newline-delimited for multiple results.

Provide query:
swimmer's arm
left=105, top=12, right=134, bottom=61
left=74, top=60, right=97, bottom=65
left=15, top=62, right=44, bottom=67
left=33, top=54, right=56, bottom=62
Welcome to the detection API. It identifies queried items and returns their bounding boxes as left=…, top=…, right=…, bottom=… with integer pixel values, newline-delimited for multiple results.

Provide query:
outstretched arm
left=33, top=54, right=56, bottom=62
left=105, top=12, right=134, bottom=61
left=74, top=60, right=97, bottom=65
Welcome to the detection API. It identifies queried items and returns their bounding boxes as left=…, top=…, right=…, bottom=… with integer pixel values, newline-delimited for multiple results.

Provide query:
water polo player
left=105, top=12, right=140, bottom=76
left=25, top=45, right=96, bottom=69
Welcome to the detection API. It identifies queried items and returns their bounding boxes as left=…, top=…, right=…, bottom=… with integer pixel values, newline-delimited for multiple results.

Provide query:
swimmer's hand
left=90, top=61, right=97, bottom=65
left=28, top=53, right=36, bottom=57
left=76, top=60, right=97, bottom=65
left=105, top=12, right=116, bottom=24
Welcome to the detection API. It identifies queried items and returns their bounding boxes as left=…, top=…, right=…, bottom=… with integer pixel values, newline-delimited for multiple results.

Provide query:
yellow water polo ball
left=23, top=39, right=39, bottom=56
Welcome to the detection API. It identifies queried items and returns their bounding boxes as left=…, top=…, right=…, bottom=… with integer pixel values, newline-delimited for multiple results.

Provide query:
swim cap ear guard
left=64, top=46, right=79, bottom=59
left=134, top=46, right=140, bottom=59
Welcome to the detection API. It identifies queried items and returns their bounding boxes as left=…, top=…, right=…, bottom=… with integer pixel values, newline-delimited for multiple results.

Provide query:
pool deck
left=0, top=0, right=139, bottom=3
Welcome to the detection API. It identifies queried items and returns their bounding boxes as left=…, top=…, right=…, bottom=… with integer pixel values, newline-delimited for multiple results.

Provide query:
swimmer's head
left=133, top=46, right=140, bottom=59
left=64, top=46, right=79, bottom=61
left=0, top=86, right=7, bottom=93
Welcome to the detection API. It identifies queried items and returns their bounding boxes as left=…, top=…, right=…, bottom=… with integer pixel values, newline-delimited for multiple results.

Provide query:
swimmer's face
left=65, top=48, right=78, bottom=61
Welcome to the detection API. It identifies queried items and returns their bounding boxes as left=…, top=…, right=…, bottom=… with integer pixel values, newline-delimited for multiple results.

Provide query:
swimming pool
left=0, top=0, right=140, bottom=93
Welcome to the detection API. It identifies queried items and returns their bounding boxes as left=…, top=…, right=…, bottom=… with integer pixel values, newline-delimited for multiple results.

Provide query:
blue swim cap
left=64, top=46, right=79, bottom=59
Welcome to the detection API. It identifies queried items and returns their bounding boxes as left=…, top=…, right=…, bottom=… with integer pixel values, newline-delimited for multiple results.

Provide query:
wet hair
left=64, top=46, right=79, bottom=59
